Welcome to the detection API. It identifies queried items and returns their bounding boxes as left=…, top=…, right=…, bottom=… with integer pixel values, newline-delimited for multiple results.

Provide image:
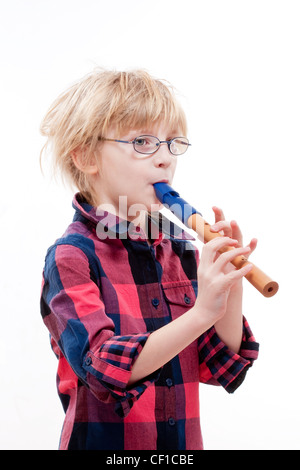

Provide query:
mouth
left=153, top=179, right=170, bottom=185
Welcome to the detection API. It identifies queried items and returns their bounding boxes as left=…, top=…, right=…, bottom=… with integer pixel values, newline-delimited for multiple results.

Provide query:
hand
left=210, top=207, right=257, bottom=279
left=195, top=236, right=253, bottom=328
left=195, top=207, right=257, bottom=326
left=210, top=206, right=257, bottom=262
left=194, top=207, right=258, bottom=350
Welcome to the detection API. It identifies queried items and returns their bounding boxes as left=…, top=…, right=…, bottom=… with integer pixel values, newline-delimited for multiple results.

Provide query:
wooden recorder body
left=188, top=213, right=278, bottom=298
left=154, top=182, right=279, bottom=298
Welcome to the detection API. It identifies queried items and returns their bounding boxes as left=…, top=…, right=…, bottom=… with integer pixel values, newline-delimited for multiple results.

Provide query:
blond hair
left=40, top=69, right=187, bottom=204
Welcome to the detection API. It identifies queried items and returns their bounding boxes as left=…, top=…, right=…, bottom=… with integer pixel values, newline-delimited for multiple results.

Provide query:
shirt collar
left=72, top=192, right=195, bottom=243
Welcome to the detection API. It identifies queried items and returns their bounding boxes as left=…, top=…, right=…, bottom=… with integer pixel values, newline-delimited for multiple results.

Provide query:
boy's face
left=93, top=122, right=178, bottom=220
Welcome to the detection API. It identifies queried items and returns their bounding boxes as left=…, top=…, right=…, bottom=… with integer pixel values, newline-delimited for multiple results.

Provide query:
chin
left=132, top=197, right=162, bottom=215
left=128, top=185, right=163, bottom=213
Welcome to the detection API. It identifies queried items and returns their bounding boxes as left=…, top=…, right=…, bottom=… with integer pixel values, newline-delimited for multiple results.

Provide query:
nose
left=152, top=143, right=174, bottom=168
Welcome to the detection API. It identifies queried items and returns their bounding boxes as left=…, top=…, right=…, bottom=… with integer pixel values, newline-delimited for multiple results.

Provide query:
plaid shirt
left=40, top=193, right=259, bottom=450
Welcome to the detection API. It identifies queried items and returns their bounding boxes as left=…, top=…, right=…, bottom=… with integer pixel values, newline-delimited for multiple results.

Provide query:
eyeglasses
left=100, top=135, right=191, bottom=156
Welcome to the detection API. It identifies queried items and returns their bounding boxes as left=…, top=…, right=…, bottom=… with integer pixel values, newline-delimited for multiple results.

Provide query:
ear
left=71, top=148, right=98, bottom=175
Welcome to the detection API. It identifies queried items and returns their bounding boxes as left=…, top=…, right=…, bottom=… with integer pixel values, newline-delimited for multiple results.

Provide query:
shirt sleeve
left=40, top=242, right=160, bottom=418
left=198, top=316, right=259, bottom=393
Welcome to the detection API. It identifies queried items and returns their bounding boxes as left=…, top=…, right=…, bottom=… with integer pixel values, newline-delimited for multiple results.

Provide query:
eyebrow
left=125, top=129, right=182, bottom=138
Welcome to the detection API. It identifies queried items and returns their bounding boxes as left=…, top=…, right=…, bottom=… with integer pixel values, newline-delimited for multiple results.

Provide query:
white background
left=0, top=0, right=299, bottom=450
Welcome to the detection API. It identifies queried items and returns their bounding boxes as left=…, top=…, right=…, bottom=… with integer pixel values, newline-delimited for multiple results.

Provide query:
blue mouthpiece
left=153, top=182, right=201, bottom=225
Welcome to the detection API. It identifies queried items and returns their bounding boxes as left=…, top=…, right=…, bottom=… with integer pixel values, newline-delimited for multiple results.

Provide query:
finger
left=249, top=237, right=258, bottom=251
left=225, top=262, right=253, bottom=287
left=210, top=220, right=232, bottom=238
left=215, top=245, right=251, bottom=272
left=212, top=206, right=225, bottom=223
left=212, top=207, right=238, bottom=239
left=244, top=238, right=258, bottom=259
left=201, top=236, right=239, bottom=265
left=230, top=220, right=243, bottom=246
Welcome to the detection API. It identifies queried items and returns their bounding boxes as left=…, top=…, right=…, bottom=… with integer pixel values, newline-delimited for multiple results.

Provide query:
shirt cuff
left=83, top=332, right=161, bottom=418
left=198, top=316, right=259, bottom=393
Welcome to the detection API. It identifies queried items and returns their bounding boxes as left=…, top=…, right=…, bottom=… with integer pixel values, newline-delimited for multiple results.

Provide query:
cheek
left=171, top=158, right=178, bottom=175
left=117, top=167, right=147, bottom=201
left=103, top=157, right=131, bottom=185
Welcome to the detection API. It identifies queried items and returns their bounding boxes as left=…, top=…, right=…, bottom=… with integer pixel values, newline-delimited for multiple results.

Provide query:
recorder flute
left=154, top=182, right=278, bottom=298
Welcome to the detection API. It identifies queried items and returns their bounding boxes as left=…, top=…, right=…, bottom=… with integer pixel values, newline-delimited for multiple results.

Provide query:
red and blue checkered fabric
left=40, top=193, right=259, bottom=450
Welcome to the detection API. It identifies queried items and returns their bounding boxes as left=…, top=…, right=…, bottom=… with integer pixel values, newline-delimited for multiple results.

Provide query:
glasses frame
left=100, top=135, right=191, bottom=156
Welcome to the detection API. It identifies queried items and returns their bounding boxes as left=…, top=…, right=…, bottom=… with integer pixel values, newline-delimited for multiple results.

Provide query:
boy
left=40, top=69, right=259, bottom=450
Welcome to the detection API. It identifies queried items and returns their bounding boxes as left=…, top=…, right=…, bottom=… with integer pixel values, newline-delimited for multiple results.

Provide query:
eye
left=133, top=136, right=160, bottom=154
left=169, top=137, right=190, bottom=155
left=135, top=138, right=148, bottom=146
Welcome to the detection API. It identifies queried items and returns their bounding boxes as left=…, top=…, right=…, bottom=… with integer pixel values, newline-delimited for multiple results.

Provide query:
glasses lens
left=134, top=135, right=160, bottom=154
left=170, top=137, right=190, bottom=155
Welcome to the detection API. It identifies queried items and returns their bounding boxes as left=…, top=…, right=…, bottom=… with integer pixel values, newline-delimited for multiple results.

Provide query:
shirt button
left=168, top=417, right=176, bottom=426
left=184, top=294, right=191, bottom=305
left=166, top=378, right=173, bottom=387
left=152, top=298, right=160, bottom=308
left=85, top=357, right=92, bottom=366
